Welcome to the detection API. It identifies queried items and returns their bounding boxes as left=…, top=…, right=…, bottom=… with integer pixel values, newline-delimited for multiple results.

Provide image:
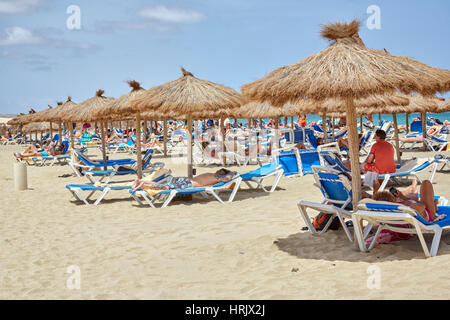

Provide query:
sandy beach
left=0, top=144, right=449, bottom=300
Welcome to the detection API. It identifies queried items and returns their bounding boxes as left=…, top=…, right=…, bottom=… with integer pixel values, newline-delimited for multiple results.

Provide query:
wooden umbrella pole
left=291, top=116, right=294, bottom=128
left=322, top=115, right=328, bottom=143
left=345, top=97, right=362, bottom=210
left=135, top=113, right=143, bottom=179
left=405, top=113, right=409, bottom=133
left=393, top=113, right=401, bottom=164
left=49, top=121, right=53, bottom=140
left=187, top=116, right=193, bottom=179
left=274, top=118, right=279, bottom=150
left=58, top=121, right=62, bottom=145
left=421, top=112, right=427, bottom=151
left=220, top=118, right=226, bottom=166
left=70, top=122, right=75, bottom=150
left=100, top=121, right=107, bottom=171
left=360, top=116, right=363, bottom=134
left=378, top=113, right=382, bottom=126
left=163, top=119, right=168, bottom=157
left=332, top=117, right=335, bottom=141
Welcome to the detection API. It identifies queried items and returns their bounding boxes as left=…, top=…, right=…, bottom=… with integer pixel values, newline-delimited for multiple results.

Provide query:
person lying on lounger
left=13, top=142, right=64, bottom=159
left=373, top=178, right=445, bottom=222
left=399, top=125, right=443, bottom=143
left=131, top=168, right=237, bottom=192
left=365, top=179, right=447, bottom=245
left=0, top=129, right=11, bottom=142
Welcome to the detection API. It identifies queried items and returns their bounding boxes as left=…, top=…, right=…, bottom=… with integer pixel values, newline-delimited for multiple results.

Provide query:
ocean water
left=235, top=112, right=450, bottom=126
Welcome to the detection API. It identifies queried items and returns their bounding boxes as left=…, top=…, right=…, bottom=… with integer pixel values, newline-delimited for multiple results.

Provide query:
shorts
left=166, top=177, right=192, bottom=190
left=40, top=151, right=49, bottom=156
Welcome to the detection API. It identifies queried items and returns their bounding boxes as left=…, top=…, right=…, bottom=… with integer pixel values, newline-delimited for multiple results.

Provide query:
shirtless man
left=131, top=168, right=237, bottom=192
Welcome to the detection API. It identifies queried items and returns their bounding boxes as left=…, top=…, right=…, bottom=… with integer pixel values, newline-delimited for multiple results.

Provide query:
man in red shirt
left=362, top=129, right=396, bottom=174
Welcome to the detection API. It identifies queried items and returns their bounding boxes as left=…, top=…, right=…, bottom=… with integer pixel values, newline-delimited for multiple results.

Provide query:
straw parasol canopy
left=131, top=67, right=243, bottom=178
left=61, top=90, right=115, bottom=123
left=242, top=20, right=450, bottom=106
left=44, top=97, right=77, bottom=122
left=241, top=19, right=450, bottom=209
left=7, top=109, right=37, bottom=125
left=22, top=122, right=57, bottom=133
left=30, top=103, right=63, bottom=122
left=432, top=98, right=450, bottom=113
left=235, top=101, right=298, bottom=119
left=93, top=80, right=146, bottom=119
left=305, top=93, right=411, bottom=114
left=132, top=67, right=243, bottom=116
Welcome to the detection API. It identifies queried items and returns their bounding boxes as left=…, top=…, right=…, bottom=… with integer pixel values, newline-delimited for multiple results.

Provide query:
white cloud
left=0, top=0, right=41, bottom=14
left=138, top=6, right=204, bottom=24
left=0, top=26, right=42, bottom=46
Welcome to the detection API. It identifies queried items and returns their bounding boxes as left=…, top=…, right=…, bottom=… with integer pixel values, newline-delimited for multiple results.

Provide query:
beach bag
left=313, top=213, right=341, bottom=231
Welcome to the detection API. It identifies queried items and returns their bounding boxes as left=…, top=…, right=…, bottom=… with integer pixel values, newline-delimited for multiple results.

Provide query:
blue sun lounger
left=66, top=170, right=170, bottom=205
left=69, top=148, right=138, bottom=176
left=240, top=162, right=284, bottom=193
left=353, top=199, right=450, bottom=257
left=130, top=174, right=242, bottom=208
left=81, top=149, right=163, bottom=184
left=297, top=165, right=362, bottom=242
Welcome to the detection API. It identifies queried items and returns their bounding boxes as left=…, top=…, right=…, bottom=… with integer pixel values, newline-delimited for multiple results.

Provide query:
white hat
left=223, top=118, right=230, bottom=126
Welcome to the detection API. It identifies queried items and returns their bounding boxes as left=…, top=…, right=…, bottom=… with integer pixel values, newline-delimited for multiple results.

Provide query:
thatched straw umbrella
left=242, top=20, right=450, bottom=209
left=132, top=67, right=243, bottom=178
left=61, top=90, right=115, bottom=165
left=44, top=97, right=78, bottom=148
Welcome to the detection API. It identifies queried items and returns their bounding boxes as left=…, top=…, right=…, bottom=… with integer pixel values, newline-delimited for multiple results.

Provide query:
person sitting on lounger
left=131, top=168, right=237, bottom=192
left=142, top=134, right=163, bottom=149
left=361, top=129, right=396, bottom=175
left=399, top=125, right=443, bottom=143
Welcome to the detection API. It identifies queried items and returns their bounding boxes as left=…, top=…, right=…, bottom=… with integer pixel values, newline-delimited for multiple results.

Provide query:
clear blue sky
left=1, top=0, right=449, bottom=114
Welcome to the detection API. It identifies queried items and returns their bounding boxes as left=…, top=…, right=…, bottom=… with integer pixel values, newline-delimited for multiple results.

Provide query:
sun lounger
left=66, top=169, right=171, bottom=205
left=353, top=198, right=450, bottom=257
left=130, top=173, right=242, bottom=208
left=240, top=162, right=284, bottom=193
left=424, top=135, right=448, bottom=152
left=81, top=149, right=163, bottom=184
left=297, top=166, right=369, bottom=242
left=377, top=158, right=439, bottom=191
left=69, top=148, right=138, bottom=177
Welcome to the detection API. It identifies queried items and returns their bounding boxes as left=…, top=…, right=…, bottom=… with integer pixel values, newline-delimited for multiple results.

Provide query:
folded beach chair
left=130, top=173, right=242, bottom=208
left=240, top=162, right=284, bottom=193
left=297, top=166, right=367, bottom=242
left=353, top=198, right=450, bottom=257
left=66, top=168, right=171, bottom=205
left=81, top=149, right=164, bottom=184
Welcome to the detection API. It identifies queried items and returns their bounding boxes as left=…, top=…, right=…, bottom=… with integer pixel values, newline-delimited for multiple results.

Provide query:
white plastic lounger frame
left=353, top=199, right=450, bottom=258
left=377, top=159, right=439, bottom=192
left=131, top=176, right=242, bottom=208
left=297, top=166, right=372, bottom=243
left=242, top=164, right=284, bottom=193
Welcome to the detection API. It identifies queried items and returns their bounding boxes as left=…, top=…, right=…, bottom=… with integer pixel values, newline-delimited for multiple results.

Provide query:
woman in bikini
left=366, top=179, right=446, bottom=245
